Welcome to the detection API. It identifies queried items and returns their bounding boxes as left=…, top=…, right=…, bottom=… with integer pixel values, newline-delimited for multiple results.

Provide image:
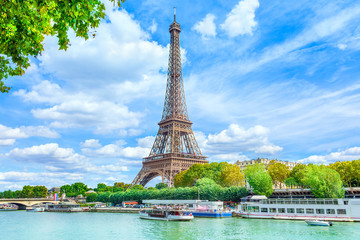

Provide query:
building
left=48, top=187, right=60, bottom=194
left=235, top=158, right=297, bottom=171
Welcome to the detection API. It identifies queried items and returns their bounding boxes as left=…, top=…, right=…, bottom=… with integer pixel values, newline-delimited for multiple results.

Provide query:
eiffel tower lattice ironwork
left=131, top=10, right=208, bottom=187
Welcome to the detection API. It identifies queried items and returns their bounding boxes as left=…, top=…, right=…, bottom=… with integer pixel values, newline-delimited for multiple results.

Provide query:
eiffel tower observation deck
left=131, top=9, right=208, bottom=187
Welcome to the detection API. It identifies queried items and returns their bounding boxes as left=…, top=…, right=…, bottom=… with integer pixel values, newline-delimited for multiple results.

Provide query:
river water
left=1, top=211, right=359, bottom=240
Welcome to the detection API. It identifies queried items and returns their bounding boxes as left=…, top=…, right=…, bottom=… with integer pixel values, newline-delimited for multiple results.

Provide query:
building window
left=269, top=208, right=277, bottom=213
left=316, top=209, right=325, bottom=214
left=261, top=208, right=268, bottom=213
left=278, top=208, right=285, bottom=213
left=337, top=209, right=346, bottom=215
left=287, top=208, right=295, bottom=213
left=306, top=208, right=314, bottom=214
left=296, top=208, right=304, bottom=214
left=326, top=209, right=335, bottom=214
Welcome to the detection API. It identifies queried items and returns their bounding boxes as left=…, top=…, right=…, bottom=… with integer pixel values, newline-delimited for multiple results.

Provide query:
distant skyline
left=1, top=0, right=360, bottom=191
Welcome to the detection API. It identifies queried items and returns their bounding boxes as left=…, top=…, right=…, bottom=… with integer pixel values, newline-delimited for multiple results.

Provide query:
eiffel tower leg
left=131, top=167, right=146, bottom=186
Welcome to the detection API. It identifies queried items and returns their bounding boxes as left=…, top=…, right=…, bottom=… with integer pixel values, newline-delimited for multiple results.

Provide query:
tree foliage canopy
left=302, top=165, right=345, bottom=198
left=267, top=160, right=290, bottom=187
left=244, top=164, right=273, bottom=197
left=174, top=162, right=245, bottom=188
left=0, top=0, right=125, bottom=93
left=329, top=160, right=360, bottom=187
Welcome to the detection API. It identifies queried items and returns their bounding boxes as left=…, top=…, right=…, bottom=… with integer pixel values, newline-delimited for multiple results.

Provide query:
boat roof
left=143, top=200, right=223, bottom=205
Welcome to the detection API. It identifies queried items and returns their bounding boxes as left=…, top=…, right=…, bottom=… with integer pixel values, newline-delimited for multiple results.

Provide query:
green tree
left=60, top=184, right=74, bottom=197
left=128, top=184, right=144, bottom=191
left=267, top=161, right=290, bottom=188
left=0, top=0, right=125, bottom=93
left=244, top=164, right=273, bottom=197
left=217, top=163, right=245, bottom=187
left=302, top=165, right=345, bottom=198
left=20, top=185, right=34, bottom=198
left=289, top=163, right=307, bottom=187
left=155, top=183, right=168, bottom=190
left=329, top=160, right=360, bottom=187
left=71, top=182, right=88, bottom=196
left=284, top=177, right=298, bottom=188
left=86, top=193, right=98, bottom=202
left=95, top=183, right=107, bottom=192
left=33, top=186, right=48, bottom=198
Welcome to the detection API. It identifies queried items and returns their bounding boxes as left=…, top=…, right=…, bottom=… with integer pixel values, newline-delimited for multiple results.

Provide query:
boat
left=188, top=201, right=232, bottom=218
left=142, top=199, right=232, bottom=218
left=26, top=206, right=45, bottom=212
left=46, top=202, right=83, bottom=212
left=236, top=196, right=360, bottom=222
left=0, top=204, right=18, bottom=211
left=305, top=219, right=333, bottom=226
left=139, top=209, right=193, bottom=221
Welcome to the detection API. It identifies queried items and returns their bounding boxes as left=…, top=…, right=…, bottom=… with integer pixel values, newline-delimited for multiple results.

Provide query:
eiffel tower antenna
left=131, top=11, right=208, bottom=187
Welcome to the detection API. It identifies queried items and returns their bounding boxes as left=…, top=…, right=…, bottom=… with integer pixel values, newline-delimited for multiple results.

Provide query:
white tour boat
left=26, top=206, right=45, bottom=212
left=237, top=196, right=360, bottom=222
left=305, top=219, right=333, bottom=226
left=139, top=209, right=194, bottom=221
left=46, top=202, right=83, bottom=212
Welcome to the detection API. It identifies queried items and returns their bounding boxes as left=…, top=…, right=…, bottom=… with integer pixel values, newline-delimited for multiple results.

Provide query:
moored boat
left=46, top=202, right=83, bottom=212
left=237, top=196, right=360, bottom=222
left=139, top=209, right=193, bottom=221
left=0, top=204, right=18, bottom=211
left=26, top=206, right=45, bottom=212
left=305, top=219, right=333, bottom=226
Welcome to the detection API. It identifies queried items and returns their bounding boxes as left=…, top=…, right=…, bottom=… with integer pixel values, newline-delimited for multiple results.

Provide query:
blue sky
left=1, top=0, right=360, bottom=190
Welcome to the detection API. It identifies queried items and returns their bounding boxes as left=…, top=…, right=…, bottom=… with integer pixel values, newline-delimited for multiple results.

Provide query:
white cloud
left=194, top=124, right=282, bottom=163
left=204, top=124, right=282, bottom=155
left=6, top=143, right=128, bottom=174
left=39, top=9, right=168, bottom=87
left=16, top=81, right=144, bottom=134
left=0, top=124, right=59, bottom=146
left=193, top=14, right=217, bottom=40
left=337, top=43, right=347, bottom=50
left=81, top=139, right=151, bottom=159
left=299, top=147, right=360, bottom=164
left=211, top=153, right=249, bottom=163
left=81, top=139, right=101, bottom=148
left=220, top=0, right=259, bottom=37
left=149, top=19, right=158, bottom=33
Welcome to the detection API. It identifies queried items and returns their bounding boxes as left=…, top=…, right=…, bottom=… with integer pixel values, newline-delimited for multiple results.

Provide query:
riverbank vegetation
left=0, top=185, right=47, bottom=198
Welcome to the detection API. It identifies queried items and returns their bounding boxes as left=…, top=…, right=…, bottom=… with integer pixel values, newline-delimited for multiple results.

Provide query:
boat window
left=306, top=208, right=314, bottom=214
left=284, top=200, right=291, bottom=204
left=337, top=209, right=346, bottom=215
left=278, top=208, right=285, bottom=213
left=316, top=209, right=325, bottom=214
left=250, top=206, right=259, bottom=212
left=269, top=208, right=277, bottom=213
left=308, top=200, right=315, bottom=205
left=344, top=201, right=348, bottom=205
left=287, top=208, right=295, bottom=213
left=296, top=208, right=304, bottom=214
left=189, top=204, right=193, bottom=208
left=333, top=200, right=338, bottom=205
left=326, top=209, right=335, bottom=214
left=261, top=208, right=268, bottom=213
left=316, top=200, right=324, bottom=205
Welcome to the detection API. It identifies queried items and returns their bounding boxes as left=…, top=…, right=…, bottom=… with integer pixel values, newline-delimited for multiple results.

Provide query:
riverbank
left=91, top=207, right=149, bottom=213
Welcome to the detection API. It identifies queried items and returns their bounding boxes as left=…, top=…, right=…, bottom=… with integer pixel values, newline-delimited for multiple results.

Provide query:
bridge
left=0, top=198, right=59, bottom=210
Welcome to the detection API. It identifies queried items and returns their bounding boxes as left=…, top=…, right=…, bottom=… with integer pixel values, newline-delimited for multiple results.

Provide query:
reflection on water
left=1, top=211, right=359, bottom=240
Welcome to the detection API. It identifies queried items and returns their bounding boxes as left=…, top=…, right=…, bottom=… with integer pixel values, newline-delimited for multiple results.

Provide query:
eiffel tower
left=131, top=10, right=208, bottom=187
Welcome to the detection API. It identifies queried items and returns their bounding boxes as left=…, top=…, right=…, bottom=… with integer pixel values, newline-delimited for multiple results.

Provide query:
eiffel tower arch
left=132, top=10, right=208, bottom=187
